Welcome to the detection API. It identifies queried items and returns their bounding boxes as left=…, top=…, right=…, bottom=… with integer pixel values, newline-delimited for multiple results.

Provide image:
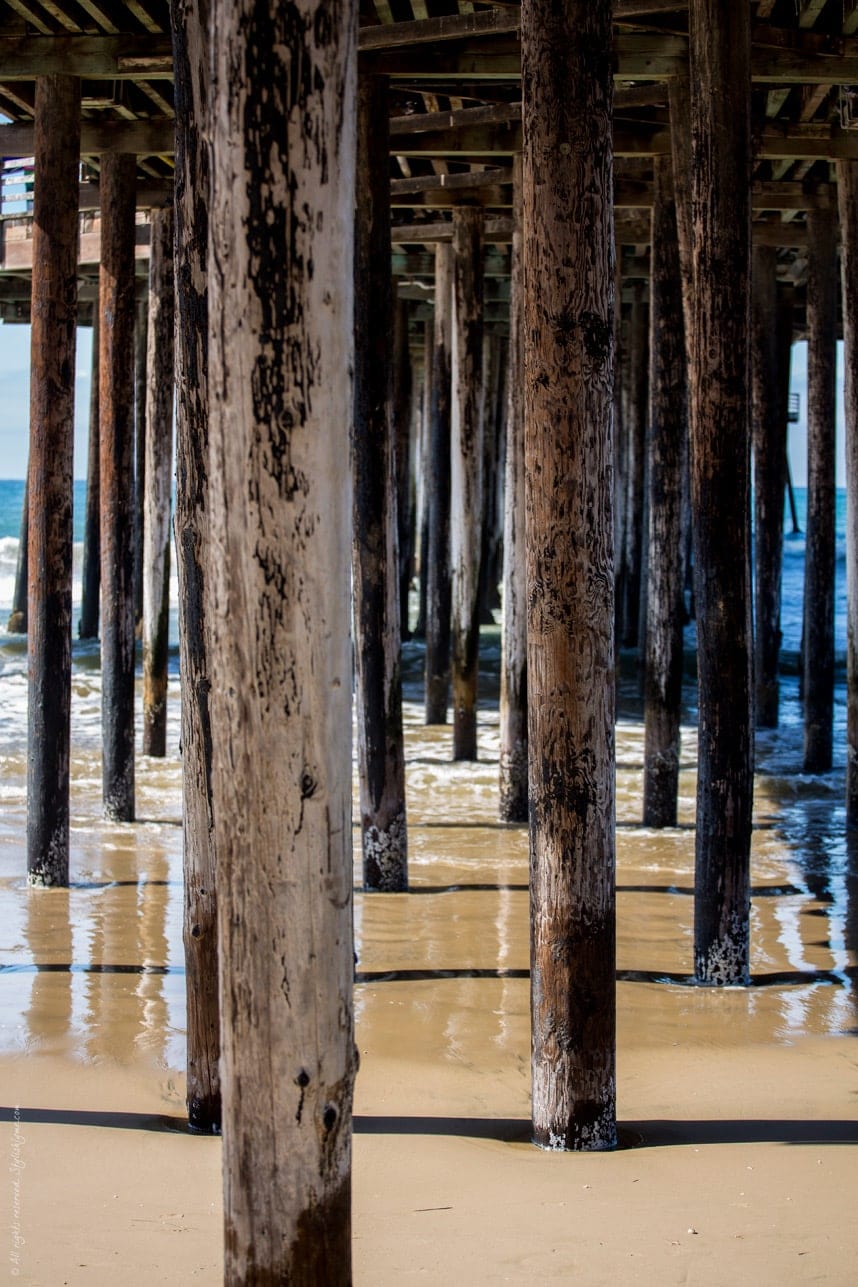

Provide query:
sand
left=1, top=714, right=857, bottom=1284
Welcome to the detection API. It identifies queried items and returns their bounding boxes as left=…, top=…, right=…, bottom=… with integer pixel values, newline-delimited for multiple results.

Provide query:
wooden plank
left=358, top=9, right=520, bottom=50
left=390, top=167, right=512, bottom=195
left=0, top=33, right=173, bottom=78
left=1, top=118, right=174, bottom=156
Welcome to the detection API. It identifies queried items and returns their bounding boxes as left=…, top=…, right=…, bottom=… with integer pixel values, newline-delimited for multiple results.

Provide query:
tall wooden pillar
left=643, top=155, right=687, bottom=827
left=142, top=203, right=175, bottom=758
left=99, top=152, right=138, bottom=823
left=26, top=75, right=80, bottom=887
left=751, top=244, right=787, bottom=729
left=394, top=297, right=415, bottom=639
left=522, top=0, right=616, bottom=1150
left=170, top=0, right=220, bottom=1133
left=838, top=162, right=858, bottom=822
left=354, top=75, right=408, bottom=892
left=688, top=0, right=753, bottom=985
left=622, top=281, right=648, bottom=648
left=133, top=299, right=147, bottom=633
left=79, top=311, right=100, bottom=640
left=414, top=319, right=432, bottom=639
left=499, top=156, right=528, bottom=822
left=8, top=460, right=28, bottom=634
left=424, top=243, right=453, bottom=722
left=803, top=200, right=837, bottom=773
left=450, top=206, right=484, bottom=761
left=208, top=0, right=356, bottom=1276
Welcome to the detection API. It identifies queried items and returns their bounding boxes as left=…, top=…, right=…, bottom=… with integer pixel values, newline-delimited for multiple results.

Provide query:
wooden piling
left=643, top=155, right=687, bottom=828
left=522, top=0, right=616, bottom=1150
left=8, top=460, right=28, bottom=634
left=838, top=162, right=858, bottom=823
left=450, top=206, right=484, bottom=761
left=354, top=75, right=408, bottom=892
left=394, top=297, right=415, bottom=640
left=79, top=312, right=100, bottom=640
left=170, top=0, right=220, bottom=1134
left=751, top=245, right=787, bottom=729
left=142, top=203, right=175, bottom=758
left=803, top=201, right=837, bottom=773
left=208, top=0, right=356, bottom=1274
left=26, top=74, right=80, bottom=887
left=133, top=300, right=147, bottom=636
left=688, top=0, right=753, bottom=985
left=622, top=281, right=649, bottom=649
left=99, top=152, right=137, bottom=823
left=499, top=156, right=528, bottom=823
left=424, top=243, right=453, bottom=723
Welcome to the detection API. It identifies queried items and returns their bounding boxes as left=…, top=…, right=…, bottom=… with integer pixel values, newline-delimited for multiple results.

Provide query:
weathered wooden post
left=79, top=312, right=100, bottom=640
left=803, top=198, right=837, bottom=773
left=142, top=203, right=175, bottom=758
left=425, top=243, right=453, bottom=722
left=99, top=152, right=137, bottom=823
left=8, top=460, right=28, bottom=634
left=450, top=206, right=484, bottom=761
left=643, top=155, right=687, bottom=827
left=522, top=0, right=616, bottom=1150
left=170, top=0, right=220, bottom=1132
left=688, top=0, right=753, bottom=985
left=133, top=299, right=147, bottom=635
left=413, top=322, right=431, bottom=639
left=751, top=244, right=787, bottom=729
left=394, top=297, right=415, bottom=638
left=622, top=281, right=648, bottom=649
left=27, top=74, right=80, bottom=887
left=354, top=74, right=408, bottom=892
left=838, top=161, right=858, bottom=823
left=208, top=0, right=356, bottom=1274
left=499, top=156, right=527, bottom=823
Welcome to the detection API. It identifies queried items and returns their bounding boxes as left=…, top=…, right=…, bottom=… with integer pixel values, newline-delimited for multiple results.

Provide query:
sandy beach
left=1, top=672, right=856, bottom=1285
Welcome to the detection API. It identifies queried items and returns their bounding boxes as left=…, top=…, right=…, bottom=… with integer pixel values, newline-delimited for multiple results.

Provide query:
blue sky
left=0, top=319, right=842, bottom=486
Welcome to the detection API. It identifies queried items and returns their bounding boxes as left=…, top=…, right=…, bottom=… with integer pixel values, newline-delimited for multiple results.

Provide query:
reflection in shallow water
left=0, top=642, right=854, bottom=1085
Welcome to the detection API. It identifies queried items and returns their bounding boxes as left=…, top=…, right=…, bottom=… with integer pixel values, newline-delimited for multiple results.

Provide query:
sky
left=0, top=320, right=843, bottom=487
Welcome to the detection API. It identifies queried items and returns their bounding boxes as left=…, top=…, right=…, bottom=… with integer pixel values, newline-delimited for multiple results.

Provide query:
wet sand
left=1, top=671, right=857, bottom=1283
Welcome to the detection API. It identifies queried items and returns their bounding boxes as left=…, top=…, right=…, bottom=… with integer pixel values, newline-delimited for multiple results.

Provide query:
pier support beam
left=643, top=155, right=686, bottom=827
left=838, top=162, right=858, bottom=823
left=134, top=300, right=147, bottom=635
left=522, top=0, right=616, bottom=1150
left=354, top=74, right=408, bottom=892
left=8, top=460, right=28, bottom=634
left=424, top=243, right=453, bottom=723
left=26, top=74, right=80, bottom=887
left=394, top=298, right=415, bottom=640
left=450, top=206, right=484, bottom=761
left=803, top=201, right=837, bottom=773
left=170, top=0, right=219, bottom=1133
left=622, top=281, right=648, bottom=650
left=79, top=312, right=100, bottom=640
left=688, top=0, right=753, bottom=985
left=499, top=156, right=528, bottom=823
left=142, top=203, right=175, bottom=758
left=208, top=0, right=357, bottom=1275
left=99, top=152, right=137, bottom=823
left=751, top=245, right=787, bottom=730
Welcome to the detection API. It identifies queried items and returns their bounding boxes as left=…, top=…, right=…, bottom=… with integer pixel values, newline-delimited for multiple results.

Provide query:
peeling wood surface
left=26, top=74, right=79, bottom=887
left=354, top=75, right=408, bottom=892
left=499, top=156, right=527, bottom=823
left=207, top=0, right=356, bottom=1276
left=688, top=0, right=753, bottom=986
left=450, top=206, right=484, bottom=762
left=141, top=202, right=174, bottom=757
left=523, top=0, right=617, bottom=1152
left=643, top=155, right=686, bottom=828
left=170, top=0, right=220, bottom=1135
left=99, top=151, right=137, bottom=824
left=803, top=203, right=837, bottom=773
